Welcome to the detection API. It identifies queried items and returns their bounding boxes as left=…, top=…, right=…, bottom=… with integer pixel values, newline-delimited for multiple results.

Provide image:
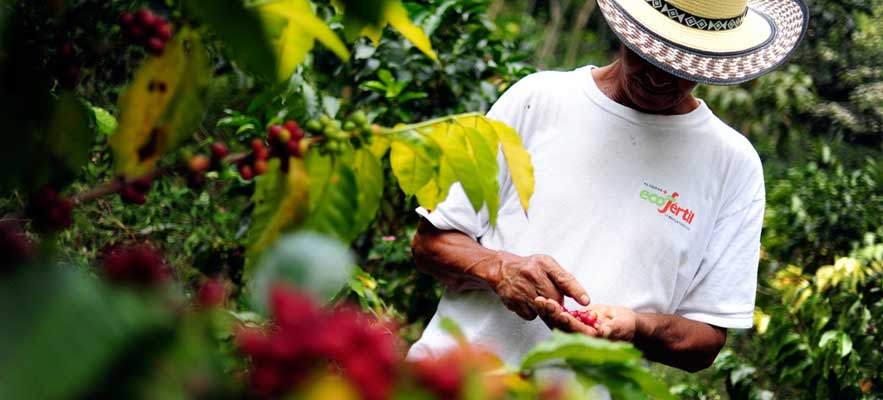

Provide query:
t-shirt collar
left=580, top=65, right=712, bottom=128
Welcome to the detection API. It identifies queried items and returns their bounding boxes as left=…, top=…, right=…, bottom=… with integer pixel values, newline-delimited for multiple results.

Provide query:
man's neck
left=592, top=62, right=700, bottom=116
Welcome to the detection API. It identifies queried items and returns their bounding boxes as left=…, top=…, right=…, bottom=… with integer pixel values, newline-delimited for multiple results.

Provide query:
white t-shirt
left=408, top=66, right=765, bottom=367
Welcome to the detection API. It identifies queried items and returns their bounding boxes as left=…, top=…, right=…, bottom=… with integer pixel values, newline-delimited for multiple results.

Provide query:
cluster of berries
left=183, top=142, right=228, bottom=189
left=101, top=244, right=171, bottom=288
left=237, top=285, right=397, bottom=400
left=562, top=305, right=601, bottom=328
left=411, top=344, right=504, bottom=399
left=305, top=112, right=374, bottom=155
left=27, top=188, right=74, bottom=232
left=119, top=8, right=173, bottom=56
left=119, top=176, right=153, bottom=205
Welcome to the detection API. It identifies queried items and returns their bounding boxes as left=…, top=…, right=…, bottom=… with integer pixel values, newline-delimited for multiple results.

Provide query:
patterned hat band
left=645, top=0, right=749, bottom=31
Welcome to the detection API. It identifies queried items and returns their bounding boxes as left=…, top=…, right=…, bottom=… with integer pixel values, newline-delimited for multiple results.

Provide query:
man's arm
left=533, top=297, right=726, bottom=372
left=412, top=219, right=590, bottom=320
left=634, top=313, right=726, bottom=372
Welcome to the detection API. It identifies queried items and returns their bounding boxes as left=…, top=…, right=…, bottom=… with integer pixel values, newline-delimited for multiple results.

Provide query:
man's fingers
left=554, top=311, right=600, bottom=336
left=543, top=264, right=590, bottom=306
left=508, top=300, right=537, bottom=321
left=534, top=278, right=564, bottom=305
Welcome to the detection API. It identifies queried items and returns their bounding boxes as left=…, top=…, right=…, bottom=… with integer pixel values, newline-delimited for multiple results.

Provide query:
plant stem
left=379, top=112, right=484, bottom=136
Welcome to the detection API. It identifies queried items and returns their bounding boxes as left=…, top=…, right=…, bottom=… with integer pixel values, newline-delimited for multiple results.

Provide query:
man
left=407, top=0, right=808, bottom=374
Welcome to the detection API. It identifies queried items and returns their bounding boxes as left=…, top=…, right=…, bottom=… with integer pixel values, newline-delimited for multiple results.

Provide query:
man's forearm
left=411, top=219, right=504, bottom=291
left=633, top=313, right=727, bottom=372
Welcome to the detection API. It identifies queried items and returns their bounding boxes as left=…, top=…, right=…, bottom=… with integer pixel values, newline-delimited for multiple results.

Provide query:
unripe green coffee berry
left=305, top=120, right=322, bottom=132
left=351, top=111, right=368, bottom=126
left=318, top=115, right=332, bottom=127
left=343, top=121, right=357, bottom=132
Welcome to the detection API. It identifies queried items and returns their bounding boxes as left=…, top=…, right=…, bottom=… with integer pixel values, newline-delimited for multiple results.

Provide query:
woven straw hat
left=596, top=0, right=809, bottom=85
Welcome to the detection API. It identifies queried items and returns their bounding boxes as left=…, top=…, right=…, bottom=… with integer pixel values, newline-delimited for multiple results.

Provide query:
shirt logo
left=639, top=182, right=696, bottom=230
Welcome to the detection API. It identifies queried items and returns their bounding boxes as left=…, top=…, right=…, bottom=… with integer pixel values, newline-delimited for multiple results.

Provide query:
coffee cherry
left=278, top=128, right=291, bottom=144
left=298, top=140, right=311, bottom=157
left=135, top=8, right=155, bottom=26
left=284, top=121, right=305, bottom=141
left=251, top=138, right=266, bottom=153
left=188, top=154, right=210, bottom=173
left=323, top=126, right=347, bottom=141
left=267, top=125, right=284, bottom=143
left=102, top=244, right=171, bottom=288
left=286, top=139, right=301, bottom=158
left=146, top=37, right=165, bottom=56
left=350, top=111, right=368, bottom=126
left=239, top=164, right=254, bottom=180
left=343, top=121, right=357, bottom=132
left=305, top=120, right=322, bottom=133
left=254, top=159, right=269, bottom=175
left=197, top=278, right=225, bottom=308
left=210, top=142, right=229, bottom=160
left=119, top=12, right=135, bottom=28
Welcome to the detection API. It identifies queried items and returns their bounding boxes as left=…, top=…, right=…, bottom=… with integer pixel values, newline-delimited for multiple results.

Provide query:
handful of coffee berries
left=562, top=304, right=601, bottom=328
left=119, top=8, right=173, bottom=56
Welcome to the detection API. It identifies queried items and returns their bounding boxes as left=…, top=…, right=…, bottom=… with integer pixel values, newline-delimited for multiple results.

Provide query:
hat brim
left=597, top=0, right=809, bottom=85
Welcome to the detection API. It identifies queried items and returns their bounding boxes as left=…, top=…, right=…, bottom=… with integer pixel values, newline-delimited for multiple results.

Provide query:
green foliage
left=0, top=266, right=175, bottom=400
left=522, top=331, right=673, bottom=400
left=763, top=149, right=883, bottom=269
left=714, top=253, right=883, bottom=399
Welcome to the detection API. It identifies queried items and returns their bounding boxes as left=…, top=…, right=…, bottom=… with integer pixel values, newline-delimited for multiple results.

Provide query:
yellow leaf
left=385, top=0, right=438, bottom=61
left=110, top=28, right=210, bottom=178
left=489, top=119, right=534, bottom=215
left=258, top=0, right=350, bottom=81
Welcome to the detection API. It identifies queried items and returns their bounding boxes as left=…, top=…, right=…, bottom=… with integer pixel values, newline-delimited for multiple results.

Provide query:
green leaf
left=47, top=94, right=97, bottom=179
left=0, top=266, right=171, bottom=400
left=90, top=106, right=117, bottom=136
left=819, top=330, right=853, bottom=358
left=110, top=28, right=210, bottom=178
left=351, top=148, right=384, bottom=236
left=245, top=157, right=311, bottom=276
left=184, top=0, right=277, bottom=80
left=521, top=331, right=643, bottom=370
left=302, top=151, right=360, bottom=242
left=248, top=231, right=355, bottom=313
left=258, top=0, right=350, bottom=81
left=522, top=332, right=672, bottom=399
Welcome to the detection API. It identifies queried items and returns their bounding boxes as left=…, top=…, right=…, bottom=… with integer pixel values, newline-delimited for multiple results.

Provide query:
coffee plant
left=0, top=0, right=670, bottom=399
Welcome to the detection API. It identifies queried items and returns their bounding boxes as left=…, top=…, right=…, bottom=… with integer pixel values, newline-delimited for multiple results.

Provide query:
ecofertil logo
left=639, top=183, right=696, bottom=228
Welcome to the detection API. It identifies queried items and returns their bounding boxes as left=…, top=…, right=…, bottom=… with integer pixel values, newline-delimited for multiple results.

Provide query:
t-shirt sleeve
left=675, top=162, right=765, bottom=329
left=415, top=73, right=537, bottom=239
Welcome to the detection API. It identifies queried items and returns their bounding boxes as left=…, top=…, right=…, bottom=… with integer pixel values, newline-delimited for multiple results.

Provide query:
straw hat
left=596, top=0, right=809, bottom=85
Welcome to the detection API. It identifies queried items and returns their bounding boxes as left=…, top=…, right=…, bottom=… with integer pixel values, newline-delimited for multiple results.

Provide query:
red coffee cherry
left=239, top=164, right=254, bottom=180
left=102, top=244, right=171, bottom=288
left=197, top=278, right=225, bottom=308
left=254, top=159, right=269, bottom=175
left=210, top=142, right=229, bottom=160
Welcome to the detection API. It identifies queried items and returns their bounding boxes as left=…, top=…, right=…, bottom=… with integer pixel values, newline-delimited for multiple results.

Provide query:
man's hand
left=534, top=296, right=727, bottom=372
left=534, top=298, right=637, bottom=342
left=533, top=296, right=600, bottom=336
left=491, top=253, right=590, bottom=321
